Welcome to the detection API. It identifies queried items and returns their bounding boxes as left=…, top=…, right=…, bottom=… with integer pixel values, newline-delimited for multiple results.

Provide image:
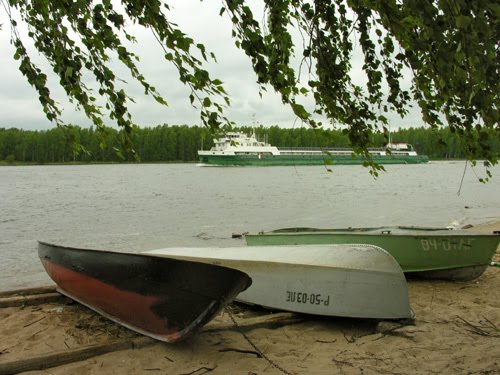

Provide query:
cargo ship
left=198, top=132, right=428, bottom=166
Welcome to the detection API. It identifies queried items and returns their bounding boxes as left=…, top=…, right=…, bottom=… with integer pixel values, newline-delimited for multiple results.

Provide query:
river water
left=1, top=161, right=499, bottom=291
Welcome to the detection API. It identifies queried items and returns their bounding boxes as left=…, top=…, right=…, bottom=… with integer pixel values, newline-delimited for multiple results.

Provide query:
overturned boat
left=145, top=244, right=413, bottom=320
left=38, top=241, right=251, bottom=343
left=244, top=226, right=500, bottom=281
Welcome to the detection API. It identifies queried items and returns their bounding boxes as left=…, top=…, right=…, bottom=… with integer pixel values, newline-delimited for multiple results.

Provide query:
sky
left=0, top=1, right=422, bottom=132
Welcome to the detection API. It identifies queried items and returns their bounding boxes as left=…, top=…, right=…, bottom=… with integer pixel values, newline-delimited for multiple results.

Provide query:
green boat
left=244, top=226, right=500, bottom=281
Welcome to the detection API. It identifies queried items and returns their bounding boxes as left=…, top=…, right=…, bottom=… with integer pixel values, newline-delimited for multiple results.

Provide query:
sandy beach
left=1, top=222, right=499, bottom=375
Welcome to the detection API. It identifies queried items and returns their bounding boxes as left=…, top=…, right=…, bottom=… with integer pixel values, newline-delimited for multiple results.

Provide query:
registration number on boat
left=286, top=291, right=330, bottom=306
left=420, top=238, right=474, bottom=251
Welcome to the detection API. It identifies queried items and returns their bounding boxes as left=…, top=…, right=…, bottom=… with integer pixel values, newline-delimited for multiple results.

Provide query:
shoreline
left=0, top=159, right=491, bottom=167
left=0, top=160, right=198, bottom=167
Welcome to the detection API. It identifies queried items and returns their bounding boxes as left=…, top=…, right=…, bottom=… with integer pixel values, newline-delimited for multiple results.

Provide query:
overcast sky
left=0, top=1, right=422, bottom=132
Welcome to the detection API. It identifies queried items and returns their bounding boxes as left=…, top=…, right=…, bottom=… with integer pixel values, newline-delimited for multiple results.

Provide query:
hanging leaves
left=222, top=0, right=498, bottom=176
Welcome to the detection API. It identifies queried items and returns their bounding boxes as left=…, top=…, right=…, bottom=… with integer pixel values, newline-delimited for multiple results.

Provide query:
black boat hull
left=38, top=241, right=251, bottom=342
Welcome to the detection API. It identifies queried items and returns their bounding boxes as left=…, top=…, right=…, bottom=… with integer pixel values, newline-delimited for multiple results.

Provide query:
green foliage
left=223, top=1, right=498, bottom=170
left=5, top=154, right=15, bottom=164
left=1, top=1, right=498, bottom=175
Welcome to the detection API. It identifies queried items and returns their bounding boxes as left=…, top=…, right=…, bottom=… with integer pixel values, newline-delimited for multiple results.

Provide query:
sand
left=0, top=222, right=499, bottom=375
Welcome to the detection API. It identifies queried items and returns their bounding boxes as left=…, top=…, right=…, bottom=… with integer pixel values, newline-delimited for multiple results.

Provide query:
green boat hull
left=245, top=227, right=500, bottom=281
left=199, top=154, right=429, bottom=166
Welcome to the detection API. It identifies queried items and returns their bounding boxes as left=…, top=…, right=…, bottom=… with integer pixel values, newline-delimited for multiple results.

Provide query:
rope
left=226, top=308, right=296, bottom=375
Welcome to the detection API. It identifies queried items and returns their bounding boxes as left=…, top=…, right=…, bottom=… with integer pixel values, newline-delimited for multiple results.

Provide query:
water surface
left=1, top=162, right=499, bottom=291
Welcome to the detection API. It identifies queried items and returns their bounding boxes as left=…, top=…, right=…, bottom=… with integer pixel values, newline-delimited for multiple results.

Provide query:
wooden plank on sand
left=0, top=337, right=155, bottom=375
left=205, top=311, right=304, bottom=332
left=0, top=312, right=304, bottom=374
left=0, top=286, right=57, bottom=298
left=0, top=292, right=64, bottom=308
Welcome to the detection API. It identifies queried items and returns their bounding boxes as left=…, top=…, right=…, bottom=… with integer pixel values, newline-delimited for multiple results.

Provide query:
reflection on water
left=0, top=161, right=499, bottom=290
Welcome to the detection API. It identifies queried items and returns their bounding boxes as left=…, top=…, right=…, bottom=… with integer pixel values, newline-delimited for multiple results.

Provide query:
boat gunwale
left=249, top=227, right=500, bottom=237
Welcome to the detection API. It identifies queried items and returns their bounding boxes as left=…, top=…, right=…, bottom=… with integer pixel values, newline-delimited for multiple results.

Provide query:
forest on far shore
left=0, top=124, right=498, bottom=164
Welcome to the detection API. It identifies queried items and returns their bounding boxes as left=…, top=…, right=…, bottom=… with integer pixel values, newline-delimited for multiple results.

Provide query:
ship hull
left=198, top=154, right=429, bottom=166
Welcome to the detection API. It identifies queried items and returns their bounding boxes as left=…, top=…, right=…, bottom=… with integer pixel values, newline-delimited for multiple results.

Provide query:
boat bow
left=38, top=241, right=251, bottom=342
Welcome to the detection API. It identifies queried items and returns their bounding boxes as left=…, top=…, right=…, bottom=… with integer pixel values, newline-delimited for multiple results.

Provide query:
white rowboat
left=145, top=244, right=413, bottom=320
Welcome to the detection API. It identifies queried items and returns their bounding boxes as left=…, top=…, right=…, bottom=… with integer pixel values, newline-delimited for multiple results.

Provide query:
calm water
left=1, top=162, right=499, bottom=291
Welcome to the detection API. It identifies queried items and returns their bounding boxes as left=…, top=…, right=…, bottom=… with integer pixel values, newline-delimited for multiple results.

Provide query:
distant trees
left=0, top=125, right=210, bottom=163
left=0, top=125, right=498, bottom=164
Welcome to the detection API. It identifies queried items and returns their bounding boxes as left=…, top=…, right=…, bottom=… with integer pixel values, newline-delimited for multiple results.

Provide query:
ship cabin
left=386, top=143, right=414, bottom=151
left=212, top=132, right=270, bottom=151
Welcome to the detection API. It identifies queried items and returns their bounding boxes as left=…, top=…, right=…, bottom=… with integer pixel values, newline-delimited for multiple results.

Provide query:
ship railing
left=277, top=146, right=412, bottom=152
left=277, top=147, right=388, bottom=152
left=277, top=147, right=353, bottom=151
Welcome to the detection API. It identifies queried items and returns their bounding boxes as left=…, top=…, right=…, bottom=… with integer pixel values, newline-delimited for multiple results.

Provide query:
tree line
left=0, top=124, right=498, bottom=164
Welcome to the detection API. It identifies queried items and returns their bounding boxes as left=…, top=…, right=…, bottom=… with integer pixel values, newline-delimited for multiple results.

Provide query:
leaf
left=291, top=103, right=309, bottom=120
left=456, top=15, right=472, bottom=29
left=65, top=67, right=73, bottom=79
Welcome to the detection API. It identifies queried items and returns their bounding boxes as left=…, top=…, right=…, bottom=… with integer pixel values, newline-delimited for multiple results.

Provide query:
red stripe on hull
left=42, top=259, right=185, bottom=341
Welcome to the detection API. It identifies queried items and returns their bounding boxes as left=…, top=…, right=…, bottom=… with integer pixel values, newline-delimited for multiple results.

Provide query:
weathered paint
left=38, top=242, right=251, bottom=342
left=244, top=227, right=500, bottom=281
left=145, top=245, right=414, bottom=320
